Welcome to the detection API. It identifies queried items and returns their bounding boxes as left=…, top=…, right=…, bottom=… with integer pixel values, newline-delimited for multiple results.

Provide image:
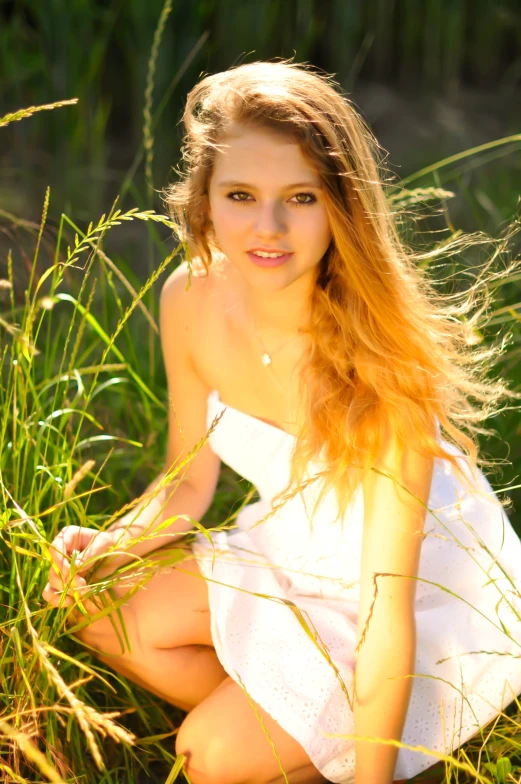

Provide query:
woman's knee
left=176, top=720, right=234, bottom=784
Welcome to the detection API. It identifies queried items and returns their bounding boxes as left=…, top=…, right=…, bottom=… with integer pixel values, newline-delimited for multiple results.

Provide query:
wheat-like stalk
left=73, top=235, right=159, bottom=334
left=7, top=520, right=136, bottom=773
left=387, top=186, right=456, bottom=209
left=0, top=99, right=78, bottom=129
left=0, top=719, right=66, bottom=783
left=143, top=0, right=173, bottom=199
left=64, top=459, right=96, bottom=500
left=39, top=650, right=136, bottom=771
left=61, top=207, right=178, bottom=271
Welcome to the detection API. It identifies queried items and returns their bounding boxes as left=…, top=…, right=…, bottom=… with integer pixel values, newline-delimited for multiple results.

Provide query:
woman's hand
left=42, top=525, right=124, bottom=608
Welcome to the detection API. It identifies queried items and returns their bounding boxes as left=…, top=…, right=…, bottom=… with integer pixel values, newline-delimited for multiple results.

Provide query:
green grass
left=2, top=12, right=521, bottom=782
left=1, top=105, right=521, bottom=784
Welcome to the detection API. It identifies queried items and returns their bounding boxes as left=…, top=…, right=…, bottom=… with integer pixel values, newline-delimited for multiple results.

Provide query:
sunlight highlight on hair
left=164, top=59, right=521, bottom=525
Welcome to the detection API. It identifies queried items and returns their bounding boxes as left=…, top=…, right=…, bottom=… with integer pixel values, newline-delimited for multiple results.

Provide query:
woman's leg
left=94, top=643, right=227, bottom=712
left=68, top=546, right=229, bottom=710
left=175, top=676, right=329, bottom=784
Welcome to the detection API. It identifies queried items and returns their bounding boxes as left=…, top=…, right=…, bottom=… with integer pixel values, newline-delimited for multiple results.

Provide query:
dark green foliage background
left=1, top=0, right=521, bottom=222
left=1, top=6, right=521, bottom=779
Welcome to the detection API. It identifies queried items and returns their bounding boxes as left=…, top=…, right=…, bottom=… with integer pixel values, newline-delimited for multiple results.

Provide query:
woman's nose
left=254, top=202, right=286, bottom=235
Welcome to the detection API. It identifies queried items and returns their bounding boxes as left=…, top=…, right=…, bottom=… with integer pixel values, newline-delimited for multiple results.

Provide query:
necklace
left=250, top=309, right=303, bottom=395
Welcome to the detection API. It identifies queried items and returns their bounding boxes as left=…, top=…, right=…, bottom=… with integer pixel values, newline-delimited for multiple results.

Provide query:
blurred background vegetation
left=2, top=0, right=521, bottom=239
left=1, top=2, right=521, bottom=782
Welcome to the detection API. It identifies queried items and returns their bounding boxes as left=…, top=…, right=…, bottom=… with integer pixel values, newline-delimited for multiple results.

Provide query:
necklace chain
left=250, top=310, right=303, bottom=395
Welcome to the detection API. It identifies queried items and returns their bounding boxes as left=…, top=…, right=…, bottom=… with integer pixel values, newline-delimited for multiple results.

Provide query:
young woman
left=43, top=61, right=521, bottom=784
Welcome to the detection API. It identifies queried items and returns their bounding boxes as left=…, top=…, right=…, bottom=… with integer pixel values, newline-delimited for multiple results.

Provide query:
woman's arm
left=354, top=422, right=435, bottom=784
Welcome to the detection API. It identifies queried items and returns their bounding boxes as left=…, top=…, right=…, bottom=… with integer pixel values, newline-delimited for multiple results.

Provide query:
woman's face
left=207, top=125, right=333, bottom=293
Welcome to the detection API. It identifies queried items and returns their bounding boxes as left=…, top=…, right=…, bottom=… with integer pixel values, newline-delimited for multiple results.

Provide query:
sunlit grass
left=1, top=122, right=521, bottom=784
left=2, top=18, right=521, bottom=783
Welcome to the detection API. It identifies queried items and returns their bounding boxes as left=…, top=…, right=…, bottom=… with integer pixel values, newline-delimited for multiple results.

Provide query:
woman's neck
left=230, top=262, right=314, bottom=339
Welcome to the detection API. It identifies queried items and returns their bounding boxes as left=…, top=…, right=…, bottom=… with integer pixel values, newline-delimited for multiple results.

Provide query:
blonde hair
left=164, top=59, right=520, bottom=525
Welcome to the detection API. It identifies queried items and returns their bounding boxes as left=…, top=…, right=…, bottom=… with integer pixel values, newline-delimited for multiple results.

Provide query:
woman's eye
left=291, top=193, right=316, bottom=205
left=227, top=191, right=316, bottom=206
left=228, top=191, right=251, bottom=202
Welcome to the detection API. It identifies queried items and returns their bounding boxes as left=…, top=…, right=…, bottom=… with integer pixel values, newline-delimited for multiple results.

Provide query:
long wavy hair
left=164, top=59, right=520, bottom=525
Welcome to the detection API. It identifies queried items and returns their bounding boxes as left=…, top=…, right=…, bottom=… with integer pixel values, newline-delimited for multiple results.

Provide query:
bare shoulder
left=161, top=258, right=212, bottom=301
left=160, top=253, right=232, bottom=364
left=158, top=257, right=221, bottom=502
left=160, top=258, right=213, bottom=346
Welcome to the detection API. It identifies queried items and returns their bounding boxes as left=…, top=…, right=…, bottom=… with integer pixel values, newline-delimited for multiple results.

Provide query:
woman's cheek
left=311, top=209, right=333, bottom=247
left=220, top=207, right=251, bottom=239
left=214, top=203, right=238, bottom=230
left=295, top=209, right=329, bottom=238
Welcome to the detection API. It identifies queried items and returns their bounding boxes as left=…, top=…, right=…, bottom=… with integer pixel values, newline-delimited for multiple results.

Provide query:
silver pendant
left=261, top=353, right=271, bottom=366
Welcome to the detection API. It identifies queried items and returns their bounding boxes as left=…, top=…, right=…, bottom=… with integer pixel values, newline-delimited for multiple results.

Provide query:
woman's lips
left=247, top=251, right=293, bottom=268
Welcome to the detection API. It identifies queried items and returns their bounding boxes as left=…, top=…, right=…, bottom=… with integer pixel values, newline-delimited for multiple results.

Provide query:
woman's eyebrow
left=217, top=180, right=323, bottom=190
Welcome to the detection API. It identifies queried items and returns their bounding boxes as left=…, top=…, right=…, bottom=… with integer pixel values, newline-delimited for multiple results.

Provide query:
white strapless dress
left=191, top=389, right=521, bottom=783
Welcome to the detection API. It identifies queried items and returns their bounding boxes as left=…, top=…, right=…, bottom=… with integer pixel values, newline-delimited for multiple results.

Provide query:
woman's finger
left=47, top=526, right=93, bottom=578
left=48, top=567, right=86, bottom=593
left=43, top=582, right=63, bottom=601
left=48, top=530, right=70, bottom=575
left=43, top=576, right=87, bottom=602
left=43, top=584, right=86, bottom=606
left=42, top=582, right=53, bottom=601
left=73, top=531, right=114, bottom=572
left=48, top=593, right=73, bottom=608
left=48, top=569, right=66, bottom=590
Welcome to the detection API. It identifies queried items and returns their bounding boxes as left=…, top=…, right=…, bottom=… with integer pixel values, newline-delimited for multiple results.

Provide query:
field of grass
left=2, top=94, right=521, bottom=784
left=2, top=8, right=521, bottom=782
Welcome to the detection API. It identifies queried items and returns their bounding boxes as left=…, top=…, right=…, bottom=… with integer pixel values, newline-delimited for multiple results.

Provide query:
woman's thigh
left=176, top=676, right=329, bottom=784
left=73, top=545, right=214, bottom=658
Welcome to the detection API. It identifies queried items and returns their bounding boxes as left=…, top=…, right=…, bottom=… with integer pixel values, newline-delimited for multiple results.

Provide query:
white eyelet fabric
left=190, top=390, right=521, bottom=783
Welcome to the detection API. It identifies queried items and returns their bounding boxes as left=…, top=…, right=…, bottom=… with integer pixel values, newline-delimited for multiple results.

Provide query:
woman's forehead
left=211, top=127, right=319, bottom=181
